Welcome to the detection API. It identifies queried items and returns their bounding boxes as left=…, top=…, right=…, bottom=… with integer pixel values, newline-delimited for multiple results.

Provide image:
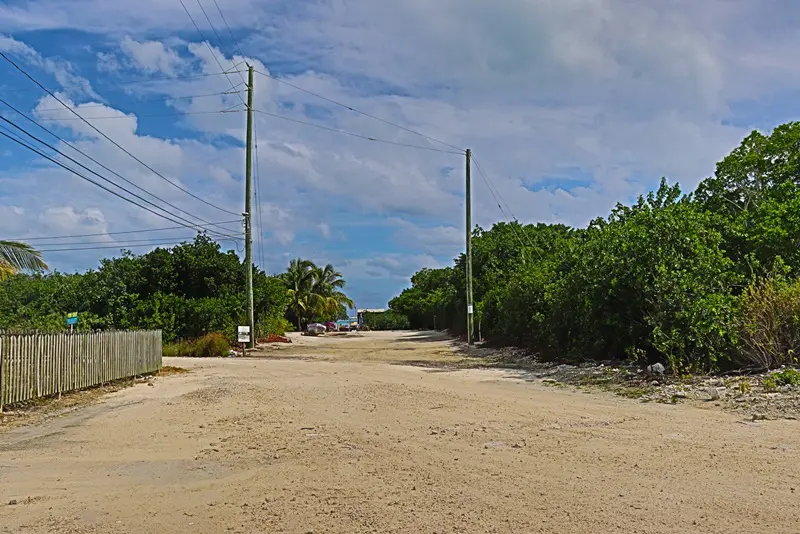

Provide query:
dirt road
left=1, top=331, right=799, bottom=533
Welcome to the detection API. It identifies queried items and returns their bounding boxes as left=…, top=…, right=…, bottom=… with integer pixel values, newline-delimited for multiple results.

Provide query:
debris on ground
left=472, top=345, right=800, bottom=420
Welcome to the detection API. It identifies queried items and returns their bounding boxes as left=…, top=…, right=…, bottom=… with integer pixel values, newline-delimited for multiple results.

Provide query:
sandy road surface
left=1, top=331, right=799, bottom=533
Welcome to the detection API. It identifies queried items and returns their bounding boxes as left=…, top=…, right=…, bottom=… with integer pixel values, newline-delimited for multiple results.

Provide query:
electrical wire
left=37, top=238, right=242, bottom=253
left=0, top=126, right=240, bottom=241
left=253, top=70, right=464, bottom=153
left=211, top=0, right=248, bottom=63
left=12, top=220, right=243, bottom=241
left=177, top=0, right=248, bottom=108
left=33, top=90, right=244, bottom=113
left=0, top=50, right=242, bottom=217
left=0, top=99, right=239, bottom=236
left=28, top=236, right=205, bottom=247
left=0, top=70, right=246, bottom=92
left=470, top=153, right=540, bottom=259
left=195, top=0, right=249, bottom=89
left=253, top=109, right=463, bottom=154
left=253, top=118, right=266, bottom=268
left=34, top=109, right=242, bottom=121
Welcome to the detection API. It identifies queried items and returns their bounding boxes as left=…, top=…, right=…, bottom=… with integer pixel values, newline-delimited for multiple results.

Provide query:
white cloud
left=120, top=36, right=182, bottom=75
left=2, top=1, right=800, bottom=304
left=0, top=34, right=99, bottom=99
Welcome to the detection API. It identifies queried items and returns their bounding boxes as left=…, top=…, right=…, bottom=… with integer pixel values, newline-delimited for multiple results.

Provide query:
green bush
left=362, top=310, right=410, bottom=330
left=163, top=332, right=229, bottom=358
left=738, top=275, right=800, bottom=369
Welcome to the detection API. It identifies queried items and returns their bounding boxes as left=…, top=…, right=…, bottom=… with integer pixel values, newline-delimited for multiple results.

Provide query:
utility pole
left=244, top=65, right=255, bottom=348
left=465, top=149, right=474, bottom=346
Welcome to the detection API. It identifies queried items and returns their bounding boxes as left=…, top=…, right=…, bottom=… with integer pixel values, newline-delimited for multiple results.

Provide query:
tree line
left=389, top=122, right=800, bottom=373
left=0, top=234, right=353, bottom=343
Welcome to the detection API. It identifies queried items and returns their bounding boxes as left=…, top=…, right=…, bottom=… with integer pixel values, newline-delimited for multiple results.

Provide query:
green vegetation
left=389, top=122, right=800, bottom=373
left=0, top=240, right=48, bottom=280
left=0, top=236, right=352, bottom=347
left=282, top=258, right=354, bottom=329
left=163, top=332, right=230, bottom=358
left=361, top=310, right=411, bottom=331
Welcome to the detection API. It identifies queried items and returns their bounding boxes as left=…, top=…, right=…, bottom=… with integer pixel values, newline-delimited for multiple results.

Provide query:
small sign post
left=66, top=312, right=79, bottom=333
left=237, top=326, right=251, bottom=357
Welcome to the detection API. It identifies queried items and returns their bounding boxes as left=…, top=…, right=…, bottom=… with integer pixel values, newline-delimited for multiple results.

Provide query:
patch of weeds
left=617, top=386, right=653, bottom=399
left=763, top=368, right=800, bottom=392
left=156, top=366, right=190, bottom=376
left=738, top=379, right=752, bottom=394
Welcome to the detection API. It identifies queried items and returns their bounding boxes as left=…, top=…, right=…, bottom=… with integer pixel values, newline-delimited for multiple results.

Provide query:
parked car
left=306, top=323, right=326, bottom=335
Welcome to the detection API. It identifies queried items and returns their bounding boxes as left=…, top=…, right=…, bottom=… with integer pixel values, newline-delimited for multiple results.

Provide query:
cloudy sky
left=1, top=0, right=799, bottom=307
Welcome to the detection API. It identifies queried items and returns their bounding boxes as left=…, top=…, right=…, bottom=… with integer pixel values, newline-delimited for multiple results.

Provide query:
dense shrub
left=362, top=310, right=410, bottom=330
left=389, top=123, right=800, bottom=373
left=738, top=275, right=800, bottom=369
left=163, top=332, right=229, bottom=358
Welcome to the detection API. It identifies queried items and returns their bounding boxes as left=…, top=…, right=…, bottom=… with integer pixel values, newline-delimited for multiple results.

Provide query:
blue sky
left=1, top=0, right=800, bottom=308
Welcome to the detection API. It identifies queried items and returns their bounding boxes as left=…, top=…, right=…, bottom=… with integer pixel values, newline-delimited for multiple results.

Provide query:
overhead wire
left=253, top=70, right=465, bottom=153
left=26, top=236, right=211, bottom=247
left=0, top=70, right=246, bottom=92
left=176, top=0, right=247, bottom=108
left=0, top=50, right=242, bottom=217
left=194, top=0, right=249, bottom=88
left=37, top=238, right=242, bottom=253
left=12, top=220, right=243, bottom=241
left=0, top=125, right=240, bottom=241
left=470, top=153, right=541, bottom=259
left=33, top=109, right=242, bottom=121
left=253, top=109, right=463, bottom=154
left=33, top=89, right=244, bottom=113
left=253, top=118, right=266, bottom=269
left=0, top=98, right=240, bottom=236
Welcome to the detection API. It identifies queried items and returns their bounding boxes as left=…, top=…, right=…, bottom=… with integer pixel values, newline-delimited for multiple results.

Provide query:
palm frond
left=0, top=240, right=48, bottom=279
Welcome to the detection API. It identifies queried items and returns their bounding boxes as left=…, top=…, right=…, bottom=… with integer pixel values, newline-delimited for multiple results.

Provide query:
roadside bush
left=163, top=331, right=229, bottom=358
left=738, top=275, right=800, bottom=369
left=362, top=310, right=410, bottom=330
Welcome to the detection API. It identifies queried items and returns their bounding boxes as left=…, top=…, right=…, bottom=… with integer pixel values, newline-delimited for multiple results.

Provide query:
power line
left=0, top=99, right=239, bottom=236
left=11, top=220, right=242, bottom=241
left=37, top=238, right=241, bottom=253
left=1, top=50, right=242, bottom=217
left=253, top=109, right=463, bottom=154
left=253, top=70, right=464, bottom=153
left=28, top=235, right=208, bottom=247
left=253, top=118, right=265, bottom=268
left=211, top=0, right=248, bottom=62
left=194, top=0, right=249, bottom=89
left=0, top=126, right=240, bottom=241
left=470, top=153, right=539, bottom=258
left=0, top=70, right=246, bottom=93
left=177, top=0, right=247, bottom=108
left=32, top=109, right=241, bottom=122
left=33, top=90, right=244, bottom=113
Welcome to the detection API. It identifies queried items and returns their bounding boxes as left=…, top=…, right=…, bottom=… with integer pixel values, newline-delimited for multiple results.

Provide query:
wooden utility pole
left=245, top=65, right=255, bottom=348
left=465, top=149, right=474, bottom=346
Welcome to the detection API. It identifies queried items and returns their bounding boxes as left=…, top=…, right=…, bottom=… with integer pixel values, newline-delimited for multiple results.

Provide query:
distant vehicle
left=306, top=323, right=326, bottom=335
left=324, top=321, right=336, bottom=332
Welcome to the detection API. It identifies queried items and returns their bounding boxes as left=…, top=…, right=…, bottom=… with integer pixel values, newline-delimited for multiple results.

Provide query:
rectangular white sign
left=467, top=305, right=474, bottom=314
left=237, top=325, right=251, bottom=343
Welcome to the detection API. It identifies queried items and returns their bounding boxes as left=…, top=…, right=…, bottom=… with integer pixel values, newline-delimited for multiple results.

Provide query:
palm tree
left=311, top=264, right=354, bottom=320
left=283, top=259, right=354, bottom=328
left=0, top=240, right=48, bottom=280
left=285, top=258, right=317, bottom=330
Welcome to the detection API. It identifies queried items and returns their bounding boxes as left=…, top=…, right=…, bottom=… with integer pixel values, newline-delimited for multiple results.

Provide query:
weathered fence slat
left=0, top=330, right=162, bottom=407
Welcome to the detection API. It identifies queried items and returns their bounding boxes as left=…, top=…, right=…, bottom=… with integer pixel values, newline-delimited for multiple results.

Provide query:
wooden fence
left=0, top=330, right=162, bottom=409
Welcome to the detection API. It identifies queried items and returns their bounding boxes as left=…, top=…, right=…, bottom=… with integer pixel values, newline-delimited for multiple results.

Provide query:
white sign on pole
left=467, top=305, right=474, bottom=314
left=237, top=325, right=251, bottom=343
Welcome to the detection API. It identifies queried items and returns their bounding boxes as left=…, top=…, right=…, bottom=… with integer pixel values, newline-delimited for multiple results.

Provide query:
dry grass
left=156, top=365, right=191, bottom=376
